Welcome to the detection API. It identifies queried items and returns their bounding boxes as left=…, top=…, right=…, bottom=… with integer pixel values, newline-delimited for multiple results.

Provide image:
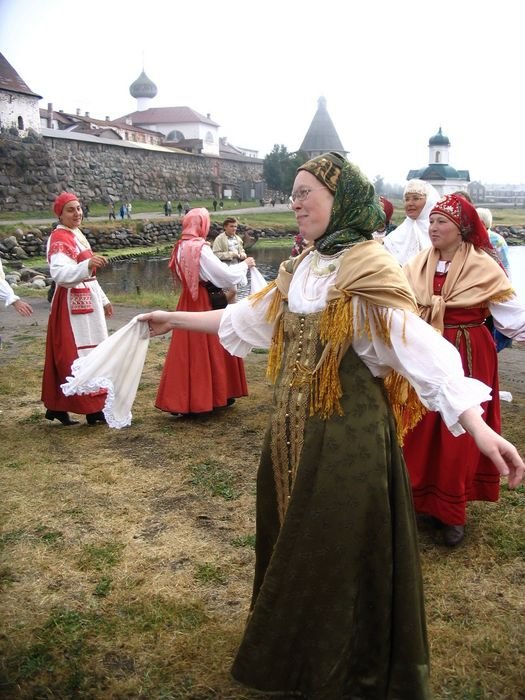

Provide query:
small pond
left=97, top=246, right=292, bottom=298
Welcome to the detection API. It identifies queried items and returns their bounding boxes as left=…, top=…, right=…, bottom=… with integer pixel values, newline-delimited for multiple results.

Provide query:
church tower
left=129, top=70, right=157, bottom=112
left=299, top=96, right=346, bottom=159
left=428, top=127, right=450, bottom=166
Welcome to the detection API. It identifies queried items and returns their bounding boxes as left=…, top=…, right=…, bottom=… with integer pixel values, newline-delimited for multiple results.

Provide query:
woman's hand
left=88, top=255, right=108, bottom=271
left=138, top=311, right=176, bottom=337
left=473, top=429, right=524, bottom=489
left=460, top=408, right=524, bottom=488
left=245, top=257, right=256, bottom=268
left=12, top=299, right=33, bottom=316
left=104, top=303, right=113, bottom=318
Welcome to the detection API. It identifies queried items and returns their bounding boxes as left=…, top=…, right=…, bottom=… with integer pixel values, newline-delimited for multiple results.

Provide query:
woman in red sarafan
left=403, top=193, right=525, bottom=546
left=155, top=207, right=254, bottom=416
left=42, top=192, right=112, bottom=426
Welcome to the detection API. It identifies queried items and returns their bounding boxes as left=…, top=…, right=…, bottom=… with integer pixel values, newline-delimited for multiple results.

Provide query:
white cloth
left=61, top=316, right=150, bottom=428
left=218, top=249, right=492, bottom=437
left=0, top=259, right=19, bottom=307
left=383, top=184, right=440, bottom=265
left=249, top=267, right=267, bottom=293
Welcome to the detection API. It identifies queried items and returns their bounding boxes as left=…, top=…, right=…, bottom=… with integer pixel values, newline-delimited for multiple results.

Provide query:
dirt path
left=0, top=296, right=146, bottom=365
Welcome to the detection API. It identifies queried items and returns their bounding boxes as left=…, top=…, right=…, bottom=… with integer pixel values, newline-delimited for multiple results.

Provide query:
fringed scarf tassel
left=311, top=343, right=344, bottom=419
left=383, top=371, right=427, bottom=445
left=369, top=304, right=395, bottom=346
left=250, top=281, right=286, bottom=383
left=310, top=297, right=355, bottom=419
left=319, top=296, right=354, bottom=346
left=490, top=288, right=516, bottom=305
left=267, top=314, right=285, bottom=383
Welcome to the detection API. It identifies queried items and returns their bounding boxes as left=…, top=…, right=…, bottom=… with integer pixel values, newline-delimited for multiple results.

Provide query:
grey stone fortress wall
left=0, top=130, right=265, bottom=212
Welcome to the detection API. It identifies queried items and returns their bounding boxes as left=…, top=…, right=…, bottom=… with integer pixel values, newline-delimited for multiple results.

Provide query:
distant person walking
left=108, top=202, right=116, bottom=220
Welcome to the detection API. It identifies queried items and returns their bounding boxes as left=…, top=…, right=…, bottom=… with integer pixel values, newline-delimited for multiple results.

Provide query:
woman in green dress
left=139, top=154, right=523, bottom=699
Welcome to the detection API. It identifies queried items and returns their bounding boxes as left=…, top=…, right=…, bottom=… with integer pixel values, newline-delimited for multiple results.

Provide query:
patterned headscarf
left=431, top=194, right=498, bottom=261
left=169, top=207, right=210, bottom=300
left=298, top=152, right=385, bottom=255
left=379, top=196, right=394, bottom=226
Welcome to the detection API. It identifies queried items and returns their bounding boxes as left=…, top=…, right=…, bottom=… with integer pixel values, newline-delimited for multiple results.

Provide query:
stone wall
left=0, top=130, right=264, bottom=212
left=0, top=220, right=292, bottom=263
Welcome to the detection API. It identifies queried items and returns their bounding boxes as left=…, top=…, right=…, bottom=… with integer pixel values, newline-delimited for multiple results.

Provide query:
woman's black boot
left=86, top=411, right=107, bottom=426
left=45, top=409, right=79, bottom=426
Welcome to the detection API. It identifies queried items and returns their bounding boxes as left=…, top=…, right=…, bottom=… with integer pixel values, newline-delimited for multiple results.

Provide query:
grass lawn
left=0, top=304, right=524, bottom=698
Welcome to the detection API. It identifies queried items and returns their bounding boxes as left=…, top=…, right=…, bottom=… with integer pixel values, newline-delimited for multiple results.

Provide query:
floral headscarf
left=298, top=152, right=385, bottom=255
left=169, top=207, right=210, bottom=300
left=430, top=194, right=496, bottom=257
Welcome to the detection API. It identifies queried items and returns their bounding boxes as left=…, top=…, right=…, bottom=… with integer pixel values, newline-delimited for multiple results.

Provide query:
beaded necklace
left=301, top=249, right=345, bottom=301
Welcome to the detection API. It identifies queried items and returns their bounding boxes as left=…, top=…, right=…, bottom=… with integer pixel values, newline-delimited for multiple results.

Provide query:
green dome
left=130, top=71, right=157, bottom=99
left=429, top=127, right=450, bottom=146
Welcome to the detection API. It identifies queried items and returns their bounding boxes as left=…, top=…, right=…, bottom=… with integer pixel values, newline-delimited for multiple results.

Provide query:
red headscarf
left=430, top=194, right=498, bottom=261
left=379, top=196, right=394, bottom=226
left=53, top=192, right=79, bottom=217
left=169, top=207, right=211, bottom=300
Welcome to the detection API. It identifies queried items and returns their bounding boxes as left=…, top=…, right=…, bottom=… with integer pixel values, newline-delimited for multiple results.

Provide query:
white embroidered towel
left=61, top=316, right=150, bottom=428
left=249, top=267, right=267, bottom=293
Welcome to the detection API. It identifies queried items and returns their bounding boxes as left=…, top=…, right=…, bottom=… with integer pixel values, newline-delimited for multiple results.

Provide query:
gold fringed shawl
left=404, top=242, right=515, bottom=333
left=251, top=241, right=427, bottom=441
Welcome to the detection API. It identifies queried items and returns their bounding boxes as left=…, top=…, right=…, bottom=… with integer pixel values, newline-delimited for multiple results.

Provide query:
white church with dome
left=407, top=128, right=470, bottom=195
left=120, top=69, right=221, bottom=156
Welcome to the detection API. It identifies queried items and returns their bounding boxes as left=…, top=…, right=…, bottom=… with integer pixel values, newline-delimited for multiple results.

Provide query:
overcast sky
left=1, top=0, right=523, bottom=185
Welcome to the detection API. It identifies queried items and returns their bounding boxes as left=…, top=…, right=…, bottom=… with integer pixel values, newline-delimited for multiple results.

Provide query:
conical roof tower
left=299, top=96, right=346, bottom=158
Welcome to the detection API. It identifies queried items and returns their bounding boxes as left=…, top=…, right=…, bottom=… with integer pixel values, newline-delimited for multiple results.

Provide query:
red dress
left=403, top=270, right=500, bottom=526
left=41, top=235, right=106, bottom=415
left=155, top=272, right=248, bottom=415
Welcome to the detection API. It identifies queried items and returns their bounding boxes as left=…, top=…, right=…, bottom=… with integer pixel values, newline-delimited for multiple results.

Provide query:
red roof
left=0, top=53, right=42, bottom=98
left=120, top=106, right=219, bottom=127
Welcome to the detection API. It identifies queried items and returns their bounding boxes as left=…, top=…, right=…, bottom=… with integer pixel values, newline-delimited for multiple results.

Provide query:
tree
left=373, top=175, right=384, bottom=195
left=263, top=145, right=309, bottom=195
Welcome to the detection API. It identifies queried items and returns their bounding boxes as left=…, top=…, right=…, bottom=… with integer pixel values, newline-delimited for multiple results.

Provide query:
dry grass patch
left=1, top=332, right=524, bottom=699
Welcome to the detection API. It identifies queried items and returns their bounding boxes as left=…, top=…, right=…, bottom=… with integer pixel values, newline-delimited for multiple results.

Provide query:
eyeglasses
left=288, top=187, right=327, bottom=207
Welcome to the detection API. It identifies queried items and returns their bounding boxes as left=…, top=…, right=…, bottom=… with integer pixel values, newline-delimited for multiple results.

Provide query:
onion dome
left=129, top=71, right=157, bottom=99
left=428, top=127, right=450, bottom=146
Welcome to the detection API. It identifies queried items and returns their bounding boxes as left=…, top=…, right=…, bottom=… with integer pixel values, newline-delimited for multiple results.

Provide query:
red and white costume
left=156, top=208, right=248, bottom=414
left=41, top=225, right=109, bottom=414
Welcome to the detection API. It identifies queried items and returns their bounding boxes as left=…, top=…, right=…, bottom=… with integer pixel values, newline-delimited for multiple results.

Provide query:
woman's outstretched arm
left=138, top=309, right=224, bottom=337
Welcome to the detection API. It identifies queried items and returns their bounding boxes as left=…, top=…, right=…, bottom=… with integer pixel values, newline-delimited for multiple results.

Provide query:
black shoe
left=86, top=411, right=107, bottom=426
left=443, top=524, right=465, bottom=547
left=45, top=409, right=79, bottom=426
left=226, top=398, right=236, bottom=406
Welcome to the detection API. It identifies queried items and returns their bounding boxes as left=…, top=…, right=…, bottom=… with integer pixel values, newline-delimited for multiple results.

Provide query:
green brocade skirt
left=231, top=317, right=430, bottom=699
